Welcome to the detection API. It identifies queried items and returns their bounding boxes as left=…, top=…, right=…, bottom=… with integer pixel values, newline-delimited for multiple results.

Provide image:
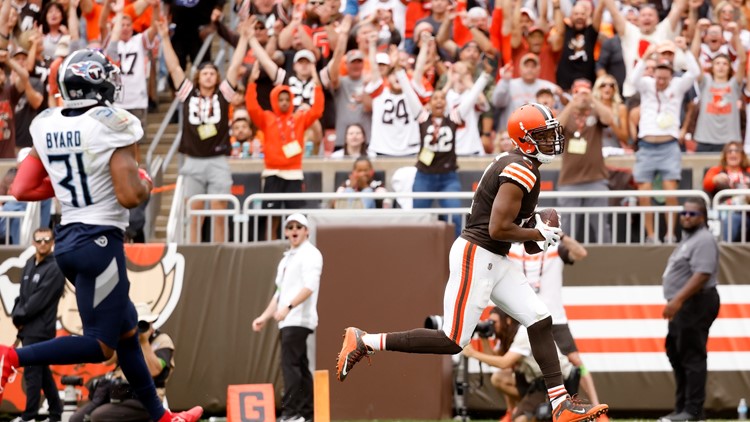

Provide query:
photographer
left=71, top=304, right=175, bottom=422
left=462, top=307, right=578, bottom=422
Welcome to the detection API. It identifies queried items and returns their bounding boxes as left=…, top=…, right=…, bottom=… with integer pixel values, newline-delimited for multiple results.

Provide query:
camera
left=474, top=320, right=495, bottom=338
left=61, top=375, right=83, bottom=386
left=424, top=315, right=444, bottom=330
left=137, top=320, right=151, bottom=333
left=424, top=315, right=495, bottom=338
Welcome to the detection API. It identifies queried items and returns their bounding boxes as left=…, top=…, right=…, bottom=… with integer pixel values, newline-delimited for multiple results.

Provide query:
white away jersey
left=115, top=33, right=153, bottom=110
left=30, top=106, right=143, bottom=230
left=367, top=80, right=420, bottom=156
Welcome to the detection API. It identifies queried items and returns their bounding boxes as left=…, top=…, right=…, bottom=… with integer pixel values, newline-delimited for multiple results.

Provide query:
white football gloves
left=534, top=213, right=562, bottom=252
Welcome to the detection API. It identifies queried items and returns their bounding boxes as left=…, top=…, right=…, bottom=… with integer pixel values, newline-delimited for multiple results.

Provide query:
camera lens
left=137, top=320, right=151, bottom=333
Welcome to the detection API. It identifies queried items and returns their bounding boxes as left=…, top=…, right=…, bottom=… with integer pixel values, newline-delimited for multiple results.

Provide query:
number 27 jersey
left=30, top=106, right=144, bottom=230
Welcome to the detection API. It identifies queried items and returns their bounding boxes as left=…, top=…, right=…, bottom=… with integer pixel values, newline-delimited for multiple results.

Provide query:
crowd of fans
left=2, top=0, right=750, bottom=243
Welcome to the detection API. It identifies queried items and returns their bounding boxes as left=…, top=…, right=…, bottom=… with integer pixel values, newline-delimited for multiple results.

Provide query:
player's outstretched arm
left=10, top=149, right=55, bottom=201
left=111, top=145, right=151, bottom=208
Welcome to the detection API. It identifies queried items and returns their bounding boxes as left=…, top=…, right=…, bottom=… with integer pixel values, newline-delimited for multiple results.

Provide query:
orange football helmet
left=507, top=103, right=564, bottom=164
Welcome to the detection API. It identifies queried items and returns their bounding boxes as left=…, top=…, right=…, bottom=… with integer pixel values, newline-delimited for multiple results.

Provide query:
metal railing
left=0, top=195, right=42, bottom=246
left=169, top=189, right=718, bottom=244
left=712, top=189, right=750, bottom=243
left=166, top=175, right=185, bottom=244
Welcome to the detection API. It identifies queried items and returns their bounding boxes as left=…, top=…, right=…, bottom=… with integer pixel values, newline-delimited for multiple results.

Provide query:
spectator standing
left=555, top=0, right=604, bottom=90
left=603, top=0, right=687, bottom=98
left=595, top=6, right=639, bottom=94
left=491, top=53, right=560, bottom=142
left=404, top=55, right=491, bottom=237
left=11, top=46, right=44, bottom=152
left=659, top=198, right=720, bottom=422
left=0, top=47, right=31, bottom=159
left=592, top=74, right=630, bottom=152
left=246, top=52, right=324, bottom=239
left=163, top=0, right=225, bottom=71
left=690, top=20, right=745, bottom=153
left=327, top=48, right=371, bottom=151
left=10, top=227, right=65, bottom=422
left=631, top=44, right=699, bottom=243
left=366, top=50, right=421, bottom=156
left=555, top=79, right=614, bottom=243
left=158, top=16, right=250, bottom=243
left=106, top=0, right=160, bottom=150
left=253, top=214, right=323, bottom=422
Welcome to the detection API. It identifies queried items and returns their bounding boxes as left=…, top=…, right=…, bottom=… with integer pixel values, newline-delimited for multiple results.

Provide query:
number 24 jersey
left=30, top=106, right=144, bottom=230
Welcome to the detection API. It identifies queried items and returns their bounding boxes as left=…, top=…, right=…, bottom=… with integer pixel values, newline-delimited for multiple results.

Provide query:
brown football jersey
left=461, top=150, right=541, bottom=255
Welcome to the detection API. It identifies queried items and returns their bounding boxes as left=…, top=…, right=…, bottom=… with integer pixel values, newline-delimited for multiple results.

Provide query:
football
left=523, top=209, right=561, bottom=254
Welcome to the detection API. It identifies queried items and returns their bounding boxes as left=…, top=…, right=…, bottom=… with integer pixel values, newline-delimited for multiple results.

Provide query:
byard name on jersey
left=46, top=131, right=82, bottom=149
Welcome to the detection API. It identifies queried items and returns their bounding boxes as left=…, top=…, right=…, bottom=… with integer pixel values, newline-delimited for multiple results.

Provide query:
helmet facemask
left=523, top=121, right=564, bottom=164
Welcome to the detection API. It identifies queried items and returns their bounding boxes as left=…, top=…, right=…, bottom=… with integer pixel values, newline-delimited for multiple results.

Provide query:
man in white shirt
left=252, top=214, right=323, bottom=422
left=632, top=44, right=700, bottom=243
left=603, top=0, right=687, bottom=98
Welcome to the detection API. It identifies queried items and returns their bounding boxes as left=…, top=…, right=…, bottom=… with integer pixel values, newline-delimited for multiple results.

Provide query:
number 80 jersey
left=30, top=106, right=144, bottom=230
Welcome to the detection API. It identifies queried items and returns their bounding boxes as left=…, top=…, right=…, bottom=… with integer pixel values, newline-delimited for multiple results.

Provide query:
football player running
left=0, top=49, right=202, bottom=422
left=336, top=103, right=609, bottom=422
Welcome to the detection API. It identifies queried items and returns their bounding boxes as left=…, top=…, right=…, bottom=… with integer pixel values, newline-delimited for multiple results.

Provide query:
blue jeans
left=721, top=211, right=750, bottom=242
left=412, top=171, right=462, bottom=238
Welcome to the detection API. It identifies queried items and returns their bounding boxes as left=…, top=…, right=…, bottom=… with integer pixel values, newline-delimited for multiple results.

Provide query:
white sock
left=548, top=385, right=568, bottom=409
left=362, top=333, right=386, bottom=351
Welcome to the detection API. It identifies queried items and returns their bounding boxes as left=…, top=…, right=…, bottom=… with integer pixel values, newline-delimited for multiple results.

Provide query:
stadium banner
left=0, top=236, right=748, bottom=417
left=466, top=245, right=750, bottom=413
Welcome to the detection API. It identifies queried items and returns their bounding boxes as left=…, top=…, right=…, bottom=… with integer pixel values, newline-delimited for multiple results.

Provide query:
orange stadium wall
left=0, top=234, right=749, bottom=418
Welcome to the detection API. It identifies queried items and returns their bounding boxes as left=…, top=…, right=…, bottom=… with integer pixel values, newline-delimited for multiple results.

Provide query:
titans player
left=0, top=49, right=202, bottom=422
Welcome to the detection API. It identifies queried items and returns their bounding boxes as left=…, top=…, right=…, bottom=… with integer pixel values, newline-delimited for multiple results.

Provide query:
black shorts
left=552, top=324, right=578, bottom=355
left=262, top=175, right=305, bottom=209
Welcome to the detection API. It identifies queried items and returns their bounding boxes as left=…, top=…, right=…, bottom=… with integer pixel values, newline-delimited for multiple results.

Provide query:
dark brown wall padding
left=162, top=242, right=288, bottom=413
left=315, top=223, right=456, bottom=420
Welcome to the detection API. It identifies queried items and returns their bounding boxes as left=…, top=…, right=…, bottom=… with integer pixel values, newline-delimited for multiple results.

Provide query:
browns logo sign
left=0, top=244, right=184, bottom=412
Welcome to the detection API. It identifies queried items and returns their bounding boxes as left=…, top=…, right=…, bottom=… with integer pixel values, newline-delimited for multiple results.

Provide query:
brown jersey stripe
left=450, top=242, right=477, bottom=343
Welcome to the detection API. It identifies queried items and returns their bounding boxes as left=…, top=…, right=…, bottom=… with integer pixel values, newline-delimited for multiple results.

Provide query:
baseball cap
left=520, top=52, right=540, bottom=65
left=621, top=5, right=639, bottom=17
left=528, top=25, right=544, bottom=35
left=656, top=59, right=674, bottom=71
left=346, top=49, right=365, bottom=63
left=572, top=78, right=592, bottom=94
left=520, top=7, right=537, bottom=21
left=375, top=52, right=391, bottom=66
left=293, top=49, right=316, bottom=63
left=232, top=108, right=250, bottom=125
left=11, top=46, right=28, bottom=58
left=285, top=213, right=309, bottom=227
left=135, top=302, right=158, bottom=323
left=656, top=40, right=676, bottom=54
